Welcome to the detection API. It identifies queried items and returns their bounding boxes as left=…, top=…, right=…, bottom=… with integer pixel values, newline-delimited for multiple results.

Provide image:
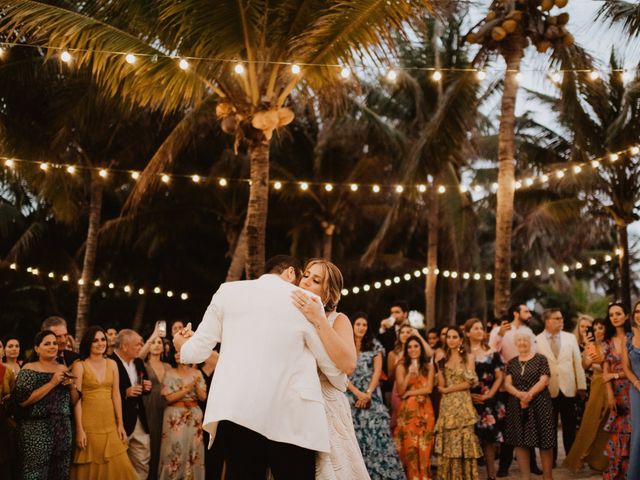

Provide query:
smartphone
left=585, top=325, right=595, bottom=341
left=156, top=320, right=167, bottom=338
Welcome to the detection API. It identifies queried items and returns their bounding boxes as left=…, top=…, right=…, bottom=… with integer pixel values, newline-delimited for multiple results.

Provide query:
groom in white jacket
left=173, top=255, right=347, bottom=480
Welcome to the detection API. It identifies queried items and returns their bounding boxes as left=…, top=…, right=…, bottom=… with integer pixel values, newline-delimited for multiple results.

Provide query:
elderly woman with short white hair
left=503, top=331, right=555, bottom=480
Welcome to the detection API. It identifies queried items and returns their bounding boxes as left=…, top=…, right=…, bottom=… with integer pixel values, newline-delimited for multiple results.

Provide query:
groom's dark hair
left=265, top=255, right=303, bottom=280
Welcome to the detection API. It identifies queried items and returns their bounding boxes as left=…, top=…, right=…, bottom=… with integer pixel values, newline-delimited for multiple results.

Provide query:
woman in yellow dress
left=563, top=318, right=610, bottom=472
left=434, top=326, right=482, bottom=480
left=71, top=326, right=137, bottom=480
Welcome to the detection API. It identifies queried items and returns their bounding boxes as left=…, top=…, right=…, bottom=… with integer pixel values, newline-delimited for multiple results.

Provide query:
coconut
left=544, top=25, right=561, bottom=39
left=466, top=33, right=478, bottom=43
left=277, top=107, right=295, bottom=127
left=506, top=10, right=523, bottom=21
left=541, top=0, right=554, bottom=11
left=486, top=11, right=497, bottom=21
left=557, top=12, right=570, bottom=25
left=547, top=16, right=558, bottom=25
left=491, top=26, right=507, bottom=41
left=220, top=115, right=237, bottom=134
left=536, top=40, right=551, bottom=52
left=502, top=19, right=518, bottom=33
left=215, top=102, right=234, bottom=118
left=555, top=0, right=568, bottom=7
left=251, top=110, right=279, bottom=131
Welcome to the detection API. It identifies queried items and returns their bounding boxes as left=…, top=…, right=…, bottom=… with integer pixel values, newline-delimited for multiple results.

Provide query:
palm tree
left=466, top=0, right=575, bottom=317
left=529, top=54, right=640, bottom=310
left=0, top=0, right=438, bottom=278
left=598, top=0, right=640, bottom=38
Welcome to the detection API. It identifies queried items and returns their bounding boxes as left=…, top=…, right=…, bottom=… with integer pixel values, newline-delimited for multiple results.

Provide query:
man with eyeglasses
left=41, top=316, right=79, bottom=366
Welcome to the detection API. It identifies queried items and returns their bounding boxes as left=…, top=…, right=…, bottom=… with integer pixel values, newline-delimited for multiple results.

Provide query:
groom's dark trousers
left=219, top=420, right=315, bottom=480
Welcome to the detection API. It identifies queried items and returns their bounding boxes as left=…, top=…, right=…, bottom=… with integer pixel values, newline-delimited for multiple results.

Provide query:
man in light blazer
left=536, top=308, right=587, bottom=463
left=173, top=255, right=347, bottom=480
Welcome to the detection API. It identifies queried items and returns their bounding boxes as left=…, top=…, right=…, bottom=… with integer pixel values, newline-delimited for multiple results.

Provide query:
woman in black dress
left=504, top=331, right=554, bottom=480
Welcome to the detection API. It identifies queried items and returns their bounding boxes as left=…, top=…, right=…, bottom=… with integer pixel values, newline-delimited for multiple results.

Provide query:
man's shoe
left=496, top=469, right=509, bottom=478
left=530, top=465, right=543, bottom=475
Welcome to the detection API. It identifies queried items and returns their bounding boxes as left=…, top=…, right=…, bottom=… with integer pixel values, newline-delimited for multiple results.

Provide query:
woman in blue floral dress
left=346, top=313, right=405, bottom=480
left=464, top=318, right=505, bottom=480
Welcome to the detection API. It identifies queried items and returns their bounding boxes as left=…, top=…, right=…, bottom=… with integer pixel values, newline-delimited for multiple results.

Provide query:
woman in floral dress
left=602, top=302, right=632, bottom=480
left=346, top=313, right=405, bottom=480
left=434, top=326, right=482, bottom=480
left=393, top=335, right=435, bottom=480
left=158, top=348, right=207, bottom=480
left=464, top=318, right=505, bottom=480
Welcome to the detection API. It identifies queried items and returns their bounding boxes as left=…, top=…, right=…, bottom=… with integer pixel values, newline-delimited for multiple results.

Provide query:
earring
left=458, top=345, right=464, bottom=354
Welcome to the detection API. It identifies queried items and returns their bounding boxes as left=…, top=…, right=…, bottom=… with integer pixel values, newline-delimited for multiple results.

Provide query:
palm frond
left=597, top=0, right=640, bottom=39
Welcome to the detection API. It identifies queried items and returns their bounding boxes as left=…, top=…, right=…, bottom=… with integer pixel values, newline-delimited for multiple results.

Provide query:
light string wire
left=2, top=261, right=190, bottom=301
left=2, top=143, right=639, bottom=197
left=342, top=251, right=622, bottom=296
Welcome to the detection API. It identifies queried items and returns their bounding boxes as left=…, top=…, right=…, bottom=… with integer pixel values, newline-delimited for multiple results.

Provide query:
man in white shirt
left=173, top=255, right=347, bottom=480
left=536, top=308, right=587, bottom=464
left=491, top=304, right=541, bottom=477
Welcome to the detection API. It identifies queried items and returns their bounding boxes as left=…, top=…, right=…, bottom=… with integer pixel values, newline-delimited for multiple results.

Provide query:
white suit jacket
left=535, top=330, right=587, bottom=398
left=180, top=274, right=347, bottom=453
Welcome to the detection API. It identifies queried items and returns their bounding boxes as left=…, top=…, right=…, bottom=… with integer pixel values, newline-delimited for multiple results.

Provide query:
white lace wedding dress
left=315, top=312, right=370, bottom=480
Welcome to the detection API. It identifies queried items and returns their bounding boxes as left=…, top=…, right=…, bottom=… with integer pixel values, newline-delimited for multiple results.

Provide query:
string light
left=432, top=70, right=442, bottom=82
left=340, top=67, right=350, bottom=79
left=395, top=185, right=404, bottom=193
left=350, top=184, right=359, bottom=192
left=630, top=146, right=640, bottom=155
left=66, top=165, right=76, bottom=174
left=218, top=178, right=228, bottom=187
left=125, top=53, right=136, bottom=64
left=372, top=184, right=381, bottom=193
left=161, top=174, right=170, bottom=183
left=179, top=58, right=189, bottom=70
left=386, top=69, right=397, bottom=82
left=191, top=174, right=201, bottom=183
left=290, top=63, right=301, bottom=75
left=5, top=159, right=14, bottom=168
left=300, top=182, right=309, bottom=191
left=60, top=50, right=72, bottom=63
left=40, top=162, right=49, bottom=171
left=476, top=70, right=486, bottom=81
left=234, top=63, right=245, bottom=74
left=130, top=171, right=140, bottom=180
left=324, top=183, right=334, bottom=192
left=273, top=181, right=282, bottom=190
left=589, top=70, right=600, bottom=81
left=98, top=169, right=108, bottom=178
left=609, top=153, right=619, bottom=162
left=437, top=185, right=446, bottom=194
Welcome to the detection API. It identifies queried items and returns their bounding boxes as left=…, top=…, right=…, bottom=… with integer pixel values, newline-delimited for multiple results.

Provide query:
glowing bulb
left=291, top=63, right=301, bottom=75
left=473, top=273, right=481, bottom=280
left=108, top=282, right=114, bottom=289
left=125, top=53, right=136, bottom=64
left=350, top=184, right=359, bottom=192
left=393, top=276, right=401, bottom=284
left=386, top=69, right=397, bottom=82
left=372, top=184, right=380, bottom=193
left=66, top=166, right=76, bottom=174
left=62, top=275, right=69, bottom=282
left=273, top=181, right=282, bottom=190
left=562, top=265, right=570, bottom=272
left=218, top=178, right=228, bottom=187
left=525, top=178, right=534, bottom=187
left=154, top=287, right=161, bottom=294
left=422, top=267, right=428, bottom=274
left=417, top=184, right=427, bottom=193
left=300, top=182, right=309, bottom=191
left=609, top=153, right=619, bottom=162
left=555, top=170, right=565, bottom=178
left=403, top=273, right=411, bottom=281
left=40, top=163, right=49, bottom=171
left=234, top=63, right=245, bottom=74
left=363, top=284, right=370, bottom=292
left=352, top=287, right=360, bottom=294
left=514, top=181, right=522, bottom=189
left=138, top=288, right=145, bottom=295
left=395, top=185, right=404, bottom=193
left=485, top=273, right=493, bottom=280
left=179, top=59, right=189, bottom=70
left=629, top=146, right=640, bottom=155
left=476, top=70, right=486, bottom=80
left=341, top=289, right=349, bottom=296
left=9, top=263, right=17, bottom=270
left=432, top=70, right=442, bottom=81
left=548, top=267, right=555, bottom=275
left=605, top=254, right=612, bottom=261
left=589, top=70, right=600, bottom=81
left=48, top=272, right=55, bottom=278
left=534, top=269, right=542, bottom=276
left=161, top=174, right=170, bottom=183
left=511, top=272, right=517, bottom=279
left=437, top=185, right=446, bottom=194
left=340, top=67, right=350, bottom=79
left=573, top=165, right=582, bottom=174
left=589, top=258, right=597, bottom=265
left=190, top=174, right=201, bottom=183
left=99, top=169, right=108, bottom=178
left=575, top=262, right=583, bottom=269
left=324, top=183, right=333, bottom=192
left=463, top=272, right=470, bottom=280
left=541, top=174, right=549, bottom=182
left=515, top=72, right=522, bottom=82
left=522, top=271, right=529, bottom=278
left=591, top=160, right=600, bottom=168
left=5, top=159, right=15, bottom=168
left=124, top=285, right=131, bottom=293
left=94, top=279, right=101, bottom=286
left=60, top=51, right=72, bottom=63
left=374, top=282, right=382, bottom=289
left=414, top=270, right=421, bottom=277
left=615, top=247, right=623, bottom=256
left=131, top=171, right=140, bottom=180
left=180, top=293, right=189, bottom=300
left=78, top=278, right=84, bottom=285
left=551, top=71, right=563, bottom=83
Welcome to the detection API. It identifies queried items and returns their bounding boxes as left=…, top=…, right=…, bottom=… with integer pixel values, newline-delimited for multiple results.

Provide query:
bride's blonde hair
left=304, top=259, right=344, bottom=312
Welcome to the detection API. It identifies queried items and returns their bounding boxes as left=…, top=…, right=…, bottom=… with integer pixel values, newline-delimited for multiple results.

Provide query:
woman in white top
left=292, top=258, right=370, bottom=480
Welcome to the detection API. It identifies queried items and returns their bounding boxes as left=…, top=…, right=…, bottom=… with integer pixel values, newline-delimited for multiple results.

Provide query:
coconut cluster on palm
left=466, top=0, right=573, bottom=53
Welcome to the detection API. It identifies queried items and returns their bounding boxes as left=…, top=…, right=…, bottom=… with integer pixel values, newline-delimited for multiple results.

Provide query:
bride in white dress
left=292, top=259, right=371, bottom=480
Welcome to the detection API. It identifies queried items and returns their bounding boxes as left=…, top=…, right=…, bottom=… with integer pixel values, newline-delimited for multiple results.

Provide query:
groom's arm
left=303, top=328, right=348, bottom=392
left=179, top=290, right=223, bottom=364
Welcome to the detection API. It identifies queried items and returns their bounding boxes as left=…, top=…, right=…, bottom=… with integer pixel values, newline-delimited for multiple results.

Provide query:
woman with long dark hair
left=388, top=324, right=414, bottom=432
left=14, top=330, right=79, bottom=480
left=393, top=335, right=435, bottom=479
left=621, top=300, right=640, bottom=476
left=602, top=301, right=632, bottom=480
left=346, top=313, right=404, bottom=479
left=3, top=335, right=22, bottom=375
left=70, top=326, right=136, bottom=479
left=434, top=326, right=481, bottom=479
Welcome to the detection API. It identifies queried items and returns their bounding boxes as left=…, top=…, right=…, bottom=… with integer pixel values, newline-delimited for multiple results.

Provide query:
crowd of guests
left=1, top=298, right=639, bottom=480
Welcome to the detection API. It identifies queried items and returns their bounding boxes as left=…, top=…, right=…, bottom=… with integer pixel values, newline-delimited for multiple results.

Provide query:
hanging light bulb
left=131, top=171, right=140, bottom=180
left=66, top=165, right=76, bottom=174
left=551, top=71, right=563, bottom=83
left=589, top=70, right=600, bottom=81
left=417, top=184, right=427, bottom=193
left=40, top=162, right=49, bottom=171
left=573, top=165, right=582, bottom=174
left=629, top=145, right=640, bottom=155
left=234, top=63, right=245, bottom=74
left=291, top=63, right=301, bottom=75
left=324, top=183, right=334, bottom=192
left=609, top=153, right=619, bottom=162
left=179, top=58, right=189, bottom=70
left=372, top=184, right=380, bottom=193
left=350, top=183, right=359, bottom=192
left=218, top=178, right=228, bottom=187
left=591, top=160, right=601, bottom=168
left=273, top=181, right=283, bottom=190
left=437, top=185, right=446, bottom=194
left=299, top=182, right=309, bottom=191
left=99, top=169, right=108, bottom=178
left=395, top=185, right=404, bottom=193
left=161, top=174, right=170, bottom=183
left=340, top=67, right=350, bottom=79
left=432, top=70, right=442, bottom=82
left=476, top=70, right=486, bottom=81
left=386, top=69, right=397, bottom=82
left=125, top=53, right=137, bottom=64
left=4, top=159, right=14, bottom=168
left=60, top=50, right=72, bottom=63
left=190, top=174, right=201, bottom=183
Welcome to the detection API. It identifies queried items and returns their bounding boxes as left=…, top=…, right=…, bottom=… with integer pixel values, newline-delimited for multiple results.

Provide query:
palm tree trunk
left=493, top=46, right=523, bottom=319
left=425, top=188, right=439, bottom=330
left=616, top=223, right=631, bottom=312
left=245, top=134, right=270, bottom=279
left=322, top=222, right=335, bottom=260
left=75, top=173, right=103, bottom=340
left=226, top=225, right=247, bottom=281
left=131, top=294, right=147, bottom=332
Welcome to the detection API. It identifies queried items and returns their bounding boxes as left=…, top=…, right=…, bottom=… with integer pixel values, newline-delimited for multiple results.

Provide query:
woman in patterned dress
left=388, top=324, right=414, bottom=432
left=70, top=326, right=137, bottom=480
left=346, top=313, right=405, bottom=480
left=434, top=326, right=482, bottom=480
left=622, top=299, right=640, bottom=478
left=393, top=335, right=435, bottom=480
left=464, top=318, right=505, bottom=480
left=291, top=259, right=370, bottom=480
left=158, top=347, right=207, bottom=480
left=14, top=330, right=80, bottom=480
left=503, top=331, right=554, bottom=480
left=602, top=301, right=632, bottom=480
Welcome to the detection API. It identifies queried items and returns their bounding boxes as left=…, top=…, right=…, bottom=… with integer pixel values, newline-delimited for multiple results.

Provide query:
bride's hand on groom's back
left=291, top=291, right=325, bottom=327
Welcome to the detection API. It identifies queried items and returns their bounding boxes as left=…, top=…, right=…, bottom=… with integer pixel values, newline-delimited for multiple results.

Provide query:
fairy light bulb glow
left=630, top=146, right=640, bottom=155
left=125, top=53, right=136, bottom=64
left=437, top=185, right=446, bottom=194
left=300, top=182, right=309, bottom=191
left=4, top=159, right=14, bottom=168
left=234, top=63, right=245, bottom=74
left=273, top=181, right=282, bottom=190
left=395, top=185, right=404, bottom=193
left=324, top=183, right=333, bottom=192
left=40, top=163, right=49, bottom=171
left=372, top=184, right=380, bottom=193
left=179, top=59, right=189, bottom=70
left=60, top=51, right=72, bottom=63
left=291, top=64, right=301, bottom=75
left=573, top=165, right=582, bottom=174
left=161, top=174, right=170, bottom=183
left=191, top=174, right=201, bottom=183
left=555, top=170, right=565, bottom=179
left=350, top=184, right=358, bottom=192
left=218, top=178, right=228, bottom=187
left=66, top=166, right=76, bottom=174
left=340, top=67, right=350, bottom=79
left=432, top=70, right=442, bottom=81
left=609, top=153, right=619, bottom=162
left=589, top=70, right=600, bottom=81
left=386, top=69, right=397, bottom=82
left=591, top=160, right=600, bottom=168
left=476, top=70, right=486, bottom=80
left=130, top=171, right=140, bottom=180
left=99, top=169, right=108, bottom=178
left=418, top=184, right=427, bottom=193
